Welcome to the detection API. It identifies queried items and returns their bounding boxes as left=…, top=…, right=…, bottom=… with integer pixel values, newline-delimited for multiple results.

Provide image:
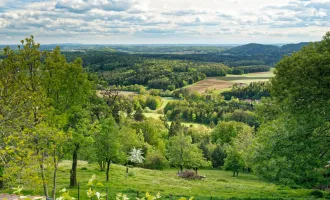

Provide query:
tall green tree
left=94, top=117, right=126, bottom=181
left=254, top=32, right=330, bottom=186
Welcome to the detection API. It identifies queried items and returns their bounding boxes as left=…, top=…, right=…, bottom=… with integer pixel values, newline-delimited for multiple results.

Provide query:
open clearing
left=187, top=71, right=275, bottom=93
left=10, top=161, right=315, bottom=200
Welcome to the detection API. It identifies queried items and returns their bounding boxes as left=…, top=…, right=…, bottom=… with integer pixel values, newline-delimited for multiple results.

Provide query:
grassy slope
left=17, top=161, right=315, bottom=200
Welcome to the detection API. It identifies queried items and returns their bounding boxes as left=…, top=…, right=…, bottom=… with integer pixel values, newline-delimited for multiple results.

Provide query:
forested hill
left=224, top=43, right=281, bottom=55
left=281, top=42, right=310, bottom=53
left=223, top=42, right=310, bottom=56
left=135, top=42, right=312, bottom=66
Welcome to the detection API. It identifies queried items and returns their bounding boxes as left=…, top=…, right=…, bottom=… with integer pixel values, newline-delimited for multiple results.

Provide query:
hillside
left=224, top=43, right=280, bottom=56
left=223, top=42, right=310, bottom=56
left=11, top=161, right=315, bottom=200
left=281, top=42, right=310, bottom=53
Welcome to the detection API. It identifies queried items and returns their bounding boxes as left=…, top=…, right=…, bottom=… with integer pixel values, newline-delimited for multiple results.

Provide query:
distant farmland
left=187, top=70, right=274, bottom=93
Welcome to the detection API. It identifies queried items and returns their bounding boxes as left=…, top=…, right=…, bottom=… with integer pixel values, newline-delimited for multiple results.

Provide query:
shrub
left=146, top=96, right=162, bottom=110
left=144, top=150, right=168, bottom=170
left=310, top=190, right=323, bottom=198
left=144, top=107, right=152, bottom=113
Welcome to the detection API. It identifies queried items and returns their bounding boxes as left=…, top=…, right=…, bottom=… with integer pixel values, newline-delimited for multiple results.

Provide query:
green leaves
left=253, top=32, right=330, bottom=186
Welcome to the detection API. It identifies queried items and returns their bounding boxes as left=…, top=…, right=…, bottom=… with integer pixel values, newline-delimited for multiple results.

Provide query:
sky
left=0, top=0, right=329, bottom=44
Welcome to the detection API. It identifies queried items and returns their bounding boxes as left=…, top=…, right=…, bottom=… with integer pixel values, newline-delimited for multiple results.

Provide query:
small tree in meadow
left=127, top=147, right=145, bottom=174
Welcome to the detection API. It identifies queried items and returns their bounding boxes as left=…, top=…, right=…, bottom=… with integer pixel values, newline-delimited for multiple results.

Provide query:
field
left=187, top=71, right=275, bottom=93
left=12, top=161, right=317, bottom=200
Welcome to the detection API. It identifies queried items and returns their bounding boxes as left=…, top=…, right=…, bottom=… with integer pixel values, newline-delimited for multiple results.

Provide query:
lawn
left=5, top=161, right=319, bottom=200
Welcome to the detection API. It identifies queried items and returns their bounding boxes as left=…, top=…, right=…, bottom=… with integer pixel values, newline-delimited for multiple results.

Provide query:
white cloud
left=0, top=0, right=328, bottom=44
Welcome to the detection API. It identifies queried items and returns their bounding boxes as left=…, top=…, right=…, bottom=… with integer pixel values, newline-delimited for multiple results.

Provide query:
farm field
left=8, top=161, right=316, bottom=200
left=187, top=71, right=274, bottom=93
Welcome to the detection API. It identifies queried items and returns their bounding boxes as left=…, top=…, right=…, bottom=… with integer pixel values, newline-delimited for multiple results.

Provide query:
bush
left=144, top=150, right=168, bottom=170
left=144, top=107, right=152, bottom=113
left=310, top=190, right=323, bottom=198
left=146, top=96, right=162, bottom=110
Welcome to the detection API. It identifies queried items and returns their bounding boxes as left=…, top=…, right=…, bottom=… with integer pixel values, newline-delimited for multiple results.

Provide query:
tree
left=167, top=132, right=210, bottom=173
left=169, top=116, right=183, bottom=137
left=254, top=32, right=330, bottom=186
left=134, top=107, right=145, bottom=121
left=211, top=121, right=250, bottom=144
left=129, top=147, right=145, bottom=164
left=94, top=117, right=126, bottom=181
left=128, top=147, right=145, bottom=175
left=0, top=36, right=85, bottom=199
left=211, top=144, right=227, bottom=168
left=224, top=146, right=244, bottom=177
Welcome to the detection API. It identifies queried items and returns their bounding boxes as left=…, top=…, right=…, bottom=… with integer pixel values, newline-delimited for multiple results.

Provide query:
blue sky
left=0, top=0, right=329, bottom=44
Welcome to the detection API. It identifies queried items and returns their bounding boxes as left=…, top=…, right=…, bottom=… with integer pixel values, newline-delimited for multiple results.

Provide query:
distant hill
left=224, top=43, right=280, bottom=55
left=224, top=42, right=310, bottom=56
left=281, top=42, right=310, bottom=53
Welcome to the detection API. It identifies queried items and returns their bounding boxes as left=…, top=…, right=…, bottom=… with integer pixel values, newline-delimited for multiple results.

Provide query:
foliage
left=167, top=133, right=211, bottom=173
left=165, top=91, right=256, bottom=125
left=224, top=146, right=244, bottom=177
left=144, top=148, right=169, bottom=170
left=222, top=82, right=271, bottom=100
left=211, top=121, right=251, bottom=144
left=253, top=32, right=330, bottom=187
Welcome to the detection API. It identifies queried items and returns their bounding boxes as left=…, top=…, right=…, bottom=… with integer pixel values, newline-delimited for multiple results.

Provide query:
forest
left=0, top=33, right=329, bottom=200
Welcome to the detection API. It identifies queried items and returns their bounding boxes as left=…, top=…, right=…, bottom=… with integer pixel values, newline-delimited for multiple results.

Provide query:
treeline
left=165, top=89, right=259, bottom=127
left=139, top=53, right=279, bottom=66
left=222, top=82, right=271, bottom=100
left=63, top=51, right=145, bottom=71
left=231, top=65, right=271, bottom=75
left=100, top=60, right=230, bottom=90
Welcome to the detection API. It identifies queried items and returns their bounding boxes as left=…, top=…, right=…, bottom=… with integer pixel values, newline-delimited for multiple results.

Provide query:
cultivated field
left=187, top=71, right=275, bottom=93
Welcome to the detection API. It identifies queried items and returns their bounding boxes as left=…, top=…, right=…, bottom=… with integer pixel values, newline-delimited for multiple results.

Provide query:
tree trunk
left=194, top=168, right=198, bottom=175
left=52, top=150, right=58, bottom=200
left=0, top=165, right=4, bottom=189
left=99, top=161, right=106, bottom=171
left=180, top=165, right=183, bottom=173
left=236, top=171, right=239, bottom=177
left=40, top=152, right=49, bottom=197
left=233, top=171, right=235, bottom=177
left=106, top=160, right=111, bottom=181
left=70, top=144, right=79, bottom=187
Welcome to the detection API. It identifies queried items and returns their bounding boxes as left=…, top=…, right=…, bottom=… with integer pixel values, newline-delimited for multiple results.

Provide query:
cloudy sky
left=0, top=0, right=329, bottom=44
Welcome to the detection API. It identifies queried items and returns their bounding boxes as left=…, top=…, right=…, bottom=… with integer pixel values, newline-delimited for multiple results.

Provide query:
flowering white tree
left=127, top=147, right=145, bottom=175
left=129, top=147, right=145, bottom=164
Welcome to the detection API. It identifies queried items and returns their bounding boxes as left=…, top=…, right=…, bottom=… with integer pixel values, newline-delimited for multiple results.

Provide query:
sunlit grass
left=11, top=161, right=317, bottom=199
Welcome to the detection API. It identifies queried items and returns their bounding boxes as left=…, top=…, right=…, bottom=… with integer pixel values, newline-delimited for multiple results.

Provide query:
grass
left=143, top=113, right=209, bottom=129
left=216, top=71, right=275, bottom=84
left=7, top=161, right=318, bottom=200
